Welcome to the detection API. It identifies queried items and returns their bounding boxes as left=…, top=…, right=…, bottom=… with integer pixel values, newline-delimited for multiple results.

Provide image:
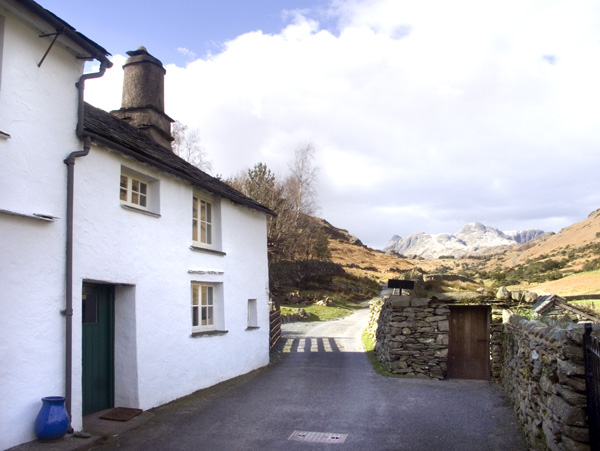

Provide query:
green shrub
left=583, top=258, right=600, bottom=272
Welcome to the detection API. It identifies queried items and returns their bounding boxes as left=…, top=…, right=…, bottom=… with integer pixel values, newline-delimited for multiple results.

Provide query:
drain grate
left=288, top=430, right=348, bottom=444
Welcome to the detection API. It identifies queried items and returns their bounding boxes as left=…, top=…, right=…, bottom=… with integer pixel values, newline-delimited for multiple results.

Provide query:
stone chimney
left=111, top=47, right=174, bottom=149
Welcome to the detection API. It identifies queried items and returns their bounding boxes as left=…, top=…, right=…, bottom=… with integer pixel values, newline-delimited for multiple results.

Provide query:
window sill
left=121, top=204, right=161, bottom=218
left=246, top=326, right=260, bottom=331
left=0, top=208, right=58, bottom=222
left=189, top=245, right=226, bottom=256
left=188, top=270, right=224, bottom=275
left=190, top=330, right=229, bottom=338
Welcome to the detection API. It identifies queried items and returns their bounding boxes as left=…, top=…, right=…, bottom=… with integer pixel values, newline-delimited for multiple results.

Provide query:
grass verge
left=570, top=299, right=600, bottom=315
left=281, top=294, right=364, bottom=321
left=361, top=329, right=403, bottom=377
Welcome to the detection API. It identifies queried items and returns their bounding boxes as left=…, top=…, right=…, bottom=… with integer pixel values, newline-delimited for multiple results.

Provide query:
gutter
left=62, top=60, right=109, bottom=427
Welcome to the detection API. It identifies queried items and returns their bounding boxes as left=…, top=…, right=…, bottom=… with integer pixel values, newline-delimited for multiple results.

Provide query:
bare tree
left=286, top=142, right=319, bottom=217
left=171, top=121, right=212, bottom=172
left=226, top=143, right=327, bottom=262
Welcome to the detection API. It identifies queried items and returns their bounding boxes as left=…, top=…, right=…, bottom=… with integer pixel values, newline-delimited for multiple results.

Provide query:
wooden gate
left=447, top=305, right=490, bottom=380
left=584, top=323, right=600, bottom=451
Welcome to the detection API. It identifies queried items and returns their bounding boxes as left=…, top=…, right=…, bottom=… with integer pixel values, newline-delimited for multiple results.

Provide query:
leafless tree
left=171, top=121, right=212, bottom=172
left=286, top=142, right=319, bottom=217
left=227, top=143, right=326, bottom=262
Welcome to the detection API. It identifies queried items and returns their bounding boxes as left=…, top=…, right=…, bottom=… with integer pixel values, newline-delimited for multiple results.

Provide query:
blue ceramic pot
left=34, top=396, right=69, bottom=441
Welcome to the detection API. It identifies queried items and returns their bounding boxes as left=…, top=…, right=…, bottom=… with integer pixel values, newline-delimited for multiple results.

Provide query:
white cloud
left=84, top=0, right=600, bottom=248
left=84, top=55, right=126, bottom=111
left=177, top=47, right=197, bottom=60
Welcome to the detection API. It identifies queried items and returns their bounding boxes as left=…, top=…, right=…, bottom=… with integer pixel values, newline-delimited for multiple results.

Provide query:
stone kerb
left=373, top=295, right=450, bottom=379
left=501, top=315, right=599, bottom=450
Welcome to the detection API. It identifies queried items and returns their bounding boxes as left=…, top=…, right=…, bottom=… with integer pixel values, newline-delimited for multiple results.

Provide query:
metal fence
left=584, top=323, right=600, bottom=451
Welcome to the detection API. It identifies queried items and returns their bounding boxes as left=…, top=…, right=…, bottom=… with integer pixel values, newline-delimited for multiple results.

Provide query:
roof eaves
left=8, top=0, right=112, bottom=67
left=83, top=103, right=273, bottom=216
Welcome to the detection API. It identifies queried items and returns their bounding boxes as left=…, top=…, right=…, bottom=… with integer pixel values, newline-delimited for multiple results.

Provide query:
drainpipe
left=63, top=61, right=109, bottom=427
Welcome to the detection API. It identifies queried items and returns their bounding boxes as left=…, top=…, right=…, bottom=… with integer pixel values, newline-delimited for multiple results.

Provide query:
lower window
left=247, top=299, right=258, bottom=328
left=192, top=283, right=214, bottom=331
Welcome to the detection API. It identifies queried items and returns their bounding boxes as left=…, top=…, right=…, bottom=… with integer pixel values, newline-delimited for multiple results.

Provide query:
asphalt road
left=90, top=305, right=528, bottom=451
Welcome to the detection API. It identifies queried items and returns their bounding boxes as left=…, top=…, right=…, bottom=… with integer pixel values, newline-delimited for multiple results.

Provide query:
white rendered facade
left=0, top=3, right=81, bottom=448
left=70, top=146, right=271, bottom=420
left=0, top=2, right=270, bottom=449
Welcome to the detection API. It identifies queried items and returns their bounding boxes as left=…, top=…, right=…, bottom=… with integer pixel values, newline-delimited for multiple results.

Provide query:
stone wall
left=366, top=297, right=384, bottom=342
left=373, top=295, right=450, bottom=379
left=501, top=315, right=599, bottom=450
left=423, top=274, right=478, bottom=284
left=371, top=295, right=506, bottom=381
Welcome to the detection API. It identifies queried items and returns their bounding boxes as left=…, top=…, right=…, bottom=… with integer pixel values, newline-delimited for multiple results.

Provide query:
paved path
left=88, top=306, right=527, bottom=450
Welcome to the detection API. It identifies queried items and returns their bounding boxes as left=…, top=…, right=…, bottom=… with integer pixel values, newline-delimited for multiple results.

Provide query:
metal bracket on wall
left=38, top=28, right=63, bottom=67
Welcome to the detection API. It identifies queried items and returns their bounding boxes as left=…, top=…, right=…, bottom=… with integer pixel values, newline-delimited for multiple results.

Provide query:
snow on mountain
left=384, top=222, right=545, bottom=258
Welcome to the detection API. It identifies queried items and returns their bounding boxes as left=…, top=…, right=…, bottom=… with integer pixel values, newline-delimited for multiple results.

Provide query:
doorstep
left=9, top=409, right=154, bottom=451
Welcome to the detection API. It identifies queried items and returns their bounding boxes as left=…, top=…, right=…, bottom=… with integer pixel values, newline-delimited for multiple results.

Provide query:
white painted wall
left=0, top=5, right=270, bottom=449
left=0, top=5, right=85, bottom=449
left=69, top=146, right=270, bottom=427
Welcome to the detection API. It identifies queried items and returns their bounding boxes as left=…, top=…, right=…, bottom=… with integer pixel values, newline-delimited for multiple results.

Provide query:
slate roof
left=532, top=294, right=559, bottom=314
left=83, top=102, right=273, bottom=215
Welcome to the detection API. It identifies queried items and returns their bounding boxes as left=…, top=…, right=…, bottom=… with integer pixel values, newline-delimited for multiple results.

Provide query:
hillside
left=520, top=271, right=600, bottom=297
left=319, top=209, right=600, bottom=296
left=486, top=208, right=600, bottom=272
left=317, top=218, right=415, bottom=281
left=318, top=218, right=462, bottom=280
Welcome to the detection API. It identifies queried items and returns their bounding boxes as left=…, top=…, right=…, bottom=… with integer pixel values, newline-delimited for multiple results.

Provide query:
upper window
left=192, top=193, right=218, bottom=248
left=120, top=173, right=148, bottom=209
left=119, top=167, right=160, bottom=215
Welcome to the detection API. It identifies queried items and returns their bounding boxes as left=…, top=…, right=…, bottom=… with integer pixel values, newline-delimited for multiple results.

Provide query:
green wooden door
left=82, top=283, right=115, bottom=415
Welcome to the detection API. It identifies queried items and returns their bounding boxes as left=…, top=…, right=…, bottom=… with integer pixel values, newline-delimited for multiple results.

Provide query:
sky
left=42, top=0, right=600, bottom=249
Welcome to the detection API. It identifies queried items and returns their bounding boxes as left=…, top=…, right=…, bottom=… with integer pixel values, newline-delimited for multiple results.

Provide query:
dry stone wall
left=501, top=315, right=598, bottom=450
left=371, top=294, right=506, bottom=380
left=366, top=297, right=384, bottom=342
left=373, top=295, right=451, bottom=379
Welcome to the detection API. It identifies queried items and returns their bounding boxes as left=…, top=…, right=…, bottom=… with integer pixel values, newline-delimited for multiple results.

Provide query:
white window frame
left=247, top=298, right=259, bottom=329
left=119, top=167, right=160, bottom=215
left=191, top=282, right=217, bottom=332
left=120, top=171, right=149, bottom=210
left=192, top=192, right=220, bottom=250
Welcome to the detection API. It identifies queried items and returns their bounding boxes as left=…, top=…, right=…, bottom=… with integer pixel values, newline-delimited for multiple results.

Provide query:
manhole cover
left=288, top=430, right=348, bottom=444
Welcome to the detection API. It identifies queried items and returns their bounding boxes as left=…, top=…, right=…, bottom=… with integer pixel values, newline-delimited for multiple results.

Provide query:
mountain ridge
left=383, top=222, right=545, bottom=259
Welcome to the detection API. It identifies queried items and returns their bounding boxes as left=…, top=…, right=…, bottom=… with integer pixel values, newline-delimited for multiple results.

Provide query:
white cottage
left=0, top=1, right=272, bottom=448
